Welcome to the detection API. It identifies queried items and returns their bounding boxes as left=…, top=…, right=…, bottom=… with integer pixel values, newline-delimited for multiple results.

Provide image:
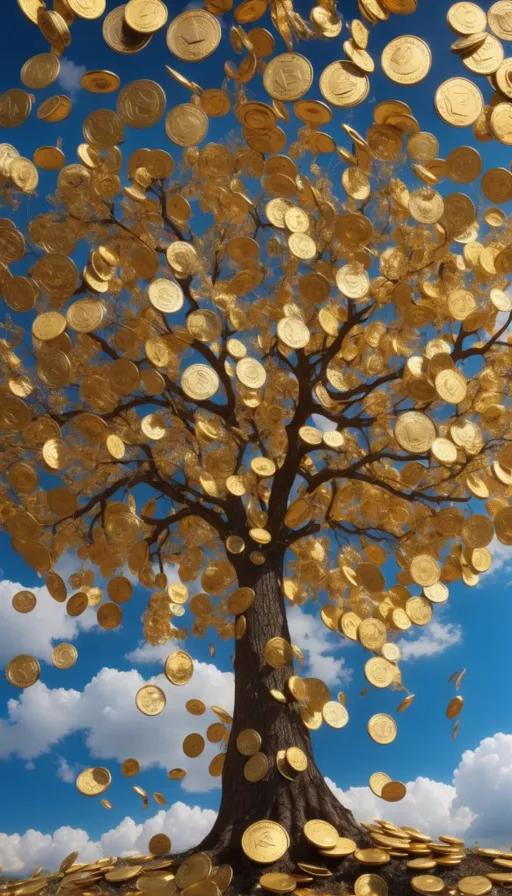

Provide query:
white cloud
left=0, top=663, right=233, bottom=793
left=398, top=620, right=462, bottom=661
left=56, top=756, right=80, bottom=784
left=311, top=414, right=337, bottom=432
left=328, top=732, right=512, bottom=848
left=0, top=801, right=216, bottom=873
left=57, top=59, right=86, bottom=98
left=487, top=537, right=512, bottom=575
left=0, top=578, right=96, bottom=665
left=288, top=605, right=352, bottom=686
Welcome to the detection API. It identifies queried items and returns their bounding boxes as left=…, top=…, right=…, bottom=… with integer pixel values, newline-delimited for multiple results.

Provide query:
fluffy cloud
left=287, top=605, right=352, bottom=687
left=0, top=801, right=216, bottom=873
left=0, top=579, right=96, bottom=665
left=57, top=59, right=86, bottom=97
left=398, top=620, right=462, bottom=661
left=328, top=732, right=512, bottom=848
left=0, top=662, right=233, bottom=792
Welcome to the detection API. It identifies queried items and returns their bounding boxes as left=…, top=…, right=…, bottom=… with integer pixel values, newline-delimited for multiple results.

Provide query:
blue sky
left=1, top=0, right=512, bottom=872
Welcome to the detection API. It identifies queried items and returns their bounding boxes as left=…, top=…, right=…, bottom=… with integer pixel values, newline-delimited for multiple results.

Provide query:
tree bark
left=198, top=555, right=367, bottom=871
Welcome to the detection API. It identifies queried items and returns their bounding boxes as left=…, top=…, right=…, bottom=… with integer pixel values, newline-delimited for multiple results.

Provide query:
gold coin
left=355, top=849, right=391, bottom=866
left=117, top=79, right=166, bottom=128
left=446, top=695, right=464, bottom=719
left=183, top=732, right=205, bottom=757
left=176, top=853, right=212, bottom=889
left=458, top=880, right=492, bottom=896
left=167, top=9, right=221, bottom=61
left=369, top=771, right=391, bottom=797
left=286, top=746, right=308, bottom=772
left=0, top=89, right=32, bottom=128
left=148, top=278, right=183, bottom=313
left=381, top=780, right=407, bottom=802
left=434, top=78, right=483, bottom=127
left=368, top=713, right=397, bottom=744
left=242, top=821, right=290, bottom=863
left=319, top=836, right=357, bottom=857
left=447, top=2, right=487, bottom=33
left=411, top=876, right=445, bottom=895
left=17, top=0, right=46, bottom=23
left=435, top=369, right=467, bottom=404
left=236, top=356, right=266, bottom=388
left=52, top=643, right=78, bottom=669
left=381, top=36, right=432, bottom=85
left=319, top=60, right=369, bottom=106
left=462, top=33, right=504, bottom=74
left=264, top=636, right=293, bottom=668
left=489, top=0, right=512, bottom=38
left=124, top=0, right=168, bottom=32
left=5, top=654, right=41, bottom=688
left=259, top=872, right=297, bottom=893
left=165, top=103, right=208, bottom=147
left=355, top=874, right=388, bottom=896
left=21, top=53, right=60, bottom=89
left=263, top=52, right=313, bottom=101
left=106, top=866, right=142, bottom=882
left=135, top=684, right=166, bottom=716
left=181, top=364, right=219, bottom=400
left=395, top=411, right=436, bottom=453
left=81, top=70, right=121, bottom=92
left=164, top=650, right=193, bottom=685
left=148, top=833, right=171, bottom=857
left=322, top=700, right=349, bottom=729
left=365, top=657, right=395, bottom=689
left=102, top=5, right=153, bottom=52
left=121, top=758, right=140, bottom=776
left=236, top=729, right=262, bottom=755
left=244, top=751, right=269, bottom=782
left=410, top=554, right=440, bottom=587
left=359, top=619, right=387, bottom=650
left=12, top=590, right=37, bottom=613
left=76, top=766, right=111, bottom=796
left=304, top=820, right=338, bottom=848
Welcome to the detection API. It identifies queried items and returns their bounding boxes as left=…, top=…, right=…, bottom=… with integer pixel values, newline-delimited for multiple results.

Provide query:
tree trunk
left=198, top=555, right=367, bottom=872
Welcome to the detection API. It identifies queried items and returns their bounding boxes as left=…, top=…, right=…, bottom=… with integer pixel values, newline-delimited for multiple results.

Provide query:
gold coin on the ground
left=411, top=876, right=445, bottom=894
left=355, top=848, right=391, bottom=866
left=355, top=873, right=388, bottom=896
left=242, top=821, right=290, bottom=863
left=318, top=836, right=357, bottom=857
left=304, top=820, right=338, bottom=849
left=259, top=872, right=297, bottom=893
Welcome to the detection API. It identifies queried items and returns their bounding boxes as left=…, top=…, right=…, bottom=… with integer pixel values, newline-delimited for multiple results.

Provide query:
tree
left=2, top=0, right=512, bottom=891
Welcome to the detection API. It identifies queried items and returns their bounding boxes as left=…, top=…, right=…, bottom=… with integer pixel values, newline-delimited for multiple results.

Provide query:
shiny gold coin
left=355, top=848, right=391, bottom=866
left=263, top=53, right=313, bottom=102
left=0, top=89, right=32, bottom=128
left=164, top=650, right=194, bottom=685
left=12, top=590, right=37, bottom=613
left=135, top=684, right=166, bottom=716
left=148, top=834, right=171, bottom=857
left=319, top=60, right=369, bottom=107
left=21, top=53, right=60, bottom=89
left=242, top=821, right=290, bottom=863
left=369, top=771, right=391, bottom=797
left=167, top=9, right=221, bottom=61
left=76, top=766, right=111, bottom=796
left=124, top=0, right=168, bottom=32
left=435, top=78, right=483, bottom=127
left=52, top=643, right=78, bottom=670
left=381, top=36, right=431, bottom=85
left=102, top=5, right=153, bottom=53
left=259, top=872, right=297, bottom=893
left=121, top=758, right=140, bottom=777
left=447, top=2, right=487, bottom=34
left=381, top=780, right=407, bottom=802
left=368, top=713, right=397, bottom=745
left=236, top=728, right=262, bottom=756
left=446, top=695, right=464, bottom=719
left=183, top=732, right=205, bottom=757
left=355, top=873, right=388, bottom=896
left=411, top=876, right=445, bottom=895
left=244, top=751, right=269, bottom=782
left=5, top=654, right=41, bottom=688
left=304, top=820, right=338, bottom=849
